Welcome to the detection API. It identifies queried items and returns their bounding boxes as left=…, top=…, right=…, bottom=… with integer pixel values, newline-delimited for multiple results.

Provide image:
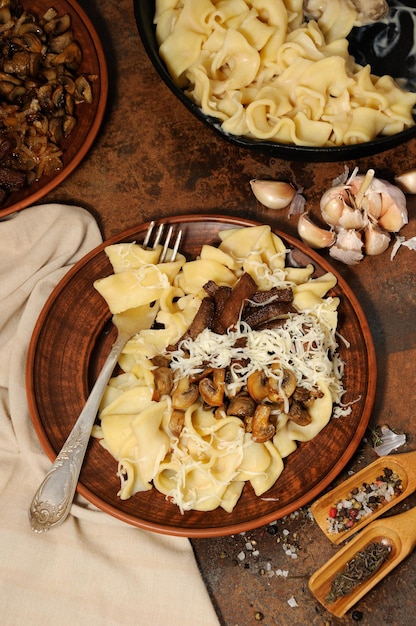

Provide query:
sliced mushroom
left=152, top=355, right=171, bottom=368
left=246, top=370, right=269, bottom=402
left=50, top=42, right=82, bottom=71
left=251, top=404, right=275, bottom=443
left=189, top=367, right=214, bottom=383
left=43, top=13, right=72, bottom=36
left=172, top=377, right=199, bottom=410
left=152, top=366, right=174, bottom=402
left=288, top=400, right=312, bottom=426
left=62, top=114, right=77, bottom=137
left=48, top=117, right=64, bottom=144
left=292, top=385, right=324, bottom=405
left=199, top=368, right=225, bottom=407
left=226, top=393, right=256, bottom=419
left=75, top=74, right=93, bottom=103
left=168, top=409, right=185, bottom=438
left=267, top=364, right=296, bottom=403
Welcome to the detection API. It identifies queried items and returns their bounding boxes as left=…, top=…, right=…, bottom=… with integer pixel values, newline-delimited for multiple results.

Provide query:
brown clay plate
left=26, top=215, right=377, bottom=537
left=0, top=0, right=108, bottom=218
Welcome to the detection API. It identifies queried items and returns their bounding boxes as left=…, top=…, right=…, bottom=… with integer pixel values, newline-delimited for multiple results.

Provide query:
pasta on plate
left=93, top=225, right=348, bottom=513
left=153, top=0, right=416, bottom=147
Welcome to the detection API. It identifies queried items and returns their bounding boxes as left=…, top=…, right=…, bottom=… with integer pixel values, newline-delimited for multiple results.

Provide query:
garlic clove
left=321, top=197, right=345, bottom=227
left=378, top=190, right=408, bottom=232
left=250, top=179, right=296, bottom=210
left=329, top=229, right=364, bottom=265
left=320, top=186, right=350, bottom=226
left=338, top=206, right=366, bottom=231
left=394, top=169, right=416, bottom=194
left=361, top=192, right=383, bottom=220
left=297, top=212, right=335, bottom=249
left=363, top=223, right=391, bottom=256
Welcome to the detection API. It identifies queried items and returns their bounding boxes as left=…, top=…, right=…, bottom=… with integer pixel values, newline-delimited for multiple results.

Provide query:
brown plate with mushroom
left=0, top=0, right=108, bottom=218
left=26, top=215, right=376, bottom=537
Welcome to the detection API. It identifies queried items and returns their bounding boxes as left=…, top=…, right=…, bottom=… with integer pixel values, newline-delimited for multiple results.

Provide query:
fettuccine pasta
left=93, top=225, right=348, bottom=513
left=153, top=0, right=416, bottom=146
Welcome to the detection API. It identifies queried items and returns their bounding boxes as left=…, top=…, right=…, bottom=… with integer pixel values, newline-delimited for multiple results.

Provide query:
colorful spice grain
left=325, top=541, right=391, bottom=603
left=327, top=467, right=403, bottom=534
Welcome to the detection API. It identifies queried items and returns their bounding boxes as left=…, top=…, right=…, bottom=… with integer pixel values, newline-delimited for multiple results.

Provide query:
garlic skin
left=297, top=213, right=335, bottom=249
left=250, top=179, right=296, bottom=210
left=395, top=170, right=416, bottom=194
left=363, top=223, right=390, bottom=256
left=328, top=229, right=364, bottom=265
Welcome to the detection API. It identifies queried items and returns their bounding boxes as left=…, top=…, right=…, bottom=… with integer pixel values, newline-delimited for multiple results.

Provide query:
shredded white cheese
left=168, top=310, right=345, bottom=403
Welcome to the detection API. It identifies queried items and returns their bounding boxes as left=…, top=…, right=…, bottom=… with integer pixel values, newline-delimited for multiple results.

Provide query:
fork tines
left=143, top=220, right=182, bottom=262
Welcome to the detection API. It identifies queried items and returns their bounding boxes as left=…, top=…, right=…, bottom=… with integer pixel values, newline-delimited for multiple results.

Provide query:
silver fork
left=29, top=221, right=182, bottom=532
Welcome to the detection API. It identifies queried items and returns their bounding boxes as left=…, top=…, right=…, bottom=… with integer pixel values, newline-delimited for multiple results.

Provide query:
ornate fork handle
left=29, top=331, right=128, bottom=532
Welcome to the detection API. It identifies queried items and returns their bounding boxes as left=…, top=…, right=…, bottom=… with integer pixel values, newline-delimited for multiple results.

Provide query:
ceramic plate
left=0, top=0, right=108, bottom=218
left=135, top=0, right=416, bottom=162
left=26, top=215, right=377, bottom=537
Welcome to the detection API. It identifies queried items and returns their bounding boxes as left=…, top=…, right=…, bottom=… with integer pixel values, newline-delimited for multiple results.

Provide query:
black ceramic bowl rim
left=135, top=0, right=416, bottom=162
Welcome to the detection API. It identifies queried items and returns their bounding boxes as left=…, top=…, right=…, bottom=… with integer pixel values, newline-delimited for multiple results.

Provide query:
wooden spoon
left=311, top=450, right=416, bottom=544
left=309, top=506, right=416, bottom=617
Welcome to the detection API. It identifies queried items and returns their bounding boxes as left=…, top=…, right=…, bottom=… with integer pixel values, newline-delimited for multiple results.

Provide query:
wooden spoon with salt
left=309, top=505, right=416, bottom=617
left=311, top=450, right=416, bottom=544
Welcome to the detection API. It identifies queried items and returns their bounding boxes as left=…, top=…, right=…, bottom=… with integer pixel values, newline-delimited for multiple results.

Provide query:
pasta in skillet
left=153, top=0, right=416, bottom=146
left=92, top=225, right=349, bottom=514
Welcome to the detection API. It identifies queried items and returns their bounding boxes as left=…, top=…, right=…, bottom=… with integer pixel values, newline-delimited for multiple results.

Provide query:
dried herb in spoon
left=325, top=541, right=392, bottom=604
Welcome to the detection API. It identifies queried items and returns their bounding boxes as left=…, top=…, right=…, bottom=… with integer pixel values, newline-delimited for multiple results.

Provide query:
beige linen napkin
left=0, top=204, right=220, bottom=626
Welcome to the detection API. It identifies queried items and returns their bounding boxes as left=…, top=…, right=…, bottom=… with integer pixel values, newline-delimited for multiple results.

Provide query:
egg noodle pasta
left=153, top=0, right=416, bottom=147
left=92, top=225, right=349, bottom=513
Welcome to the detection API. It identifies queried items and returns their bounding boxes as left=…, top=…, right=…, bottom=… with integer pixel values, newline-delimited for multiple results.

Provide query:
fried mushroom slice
left=199, top=368, right=225, bottom=407
left=251, top=404, right=275, bottom=443
left=246, top=370, right=269, bottom=403
left=267, top=364, right=296, bottom=403
left=226, top=393, right=256, bottom=419
left=172, top=376, right=199, bottom=410
left=168, top=409, right=185, bottom=438
left=288, top=399, right=312, bottom=426
left=152, top=366, right=174, bottom=401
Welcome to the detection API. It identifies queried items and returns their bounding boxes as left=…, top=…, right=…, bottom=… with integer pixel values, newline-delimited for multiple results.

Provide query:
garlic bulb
left=328, top=229, right=364, bottom=265
left=363, top=223, right=390, bottom=256
left=297, top=213, right=335, bottom=249
left=314, top=168, right=409, bottom=264
left=250, top=179, right=296, bottom=210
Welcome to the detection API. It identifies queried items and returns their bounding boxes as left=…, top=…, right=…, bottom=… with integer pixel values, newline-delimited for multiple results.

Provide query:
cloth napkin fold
left=0, top=204, right=220, bottom=626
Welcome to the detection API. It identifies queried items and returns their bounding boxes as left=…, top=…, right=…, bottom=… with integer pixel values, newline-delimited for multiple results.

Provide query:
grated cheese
left=168, top=308, right=345, bottom=403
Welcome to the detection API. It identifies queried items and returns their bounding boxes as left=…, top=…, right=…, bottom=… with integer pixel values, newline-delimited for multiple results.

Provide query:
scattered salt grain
left=287, top=596, right=299, bottom=608
left=276, top=569, right=289, bottom=577
left=237, top=551, right=246, bottom=561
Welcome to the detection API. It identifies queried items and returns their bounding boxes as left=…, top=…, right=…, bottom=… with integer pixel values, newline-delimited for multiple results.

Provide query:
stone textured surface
left=41, top=2, right=416, bottom=624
